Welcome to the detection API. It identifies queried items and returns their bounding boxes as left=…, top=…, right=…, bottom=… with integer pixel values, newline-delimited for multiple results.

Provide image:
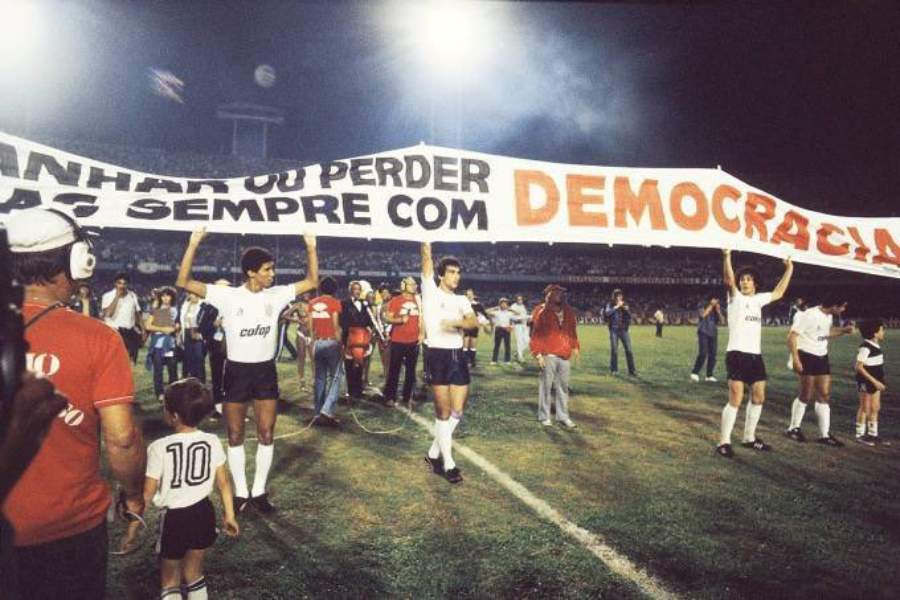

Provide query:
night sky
left=1, top=0, right=897, bottom=217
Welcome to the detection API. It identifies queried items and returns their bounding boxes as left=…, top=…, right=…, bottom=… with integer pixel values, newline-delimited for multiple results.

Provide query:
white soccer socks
left=227, top=445, right=249, bottom=498
left=868, top=420, right=878, bottom=437
left=814, top=402, right=831, bottom=438
left=434, top=418, right=456, bottom=471
left=186, top=577, right=208, bottom=600
left=742, top=403, right=763, bottom=443
left=720, top=404, right=739, bottom=445
left=251, top=443, right=274, bottom=497
left=789, top=398, right=807, bottom=430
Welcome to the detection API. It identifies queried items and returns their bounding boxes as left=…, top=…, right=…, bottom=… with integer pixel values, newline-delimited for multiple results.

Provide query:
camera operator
left=1, top=209, right=145, bottom=599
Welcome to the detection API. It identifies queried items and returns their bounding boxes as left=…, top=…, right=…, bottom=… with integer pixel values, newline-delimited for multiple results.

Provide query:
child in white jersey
left=128, top=378, right=240, bottom=600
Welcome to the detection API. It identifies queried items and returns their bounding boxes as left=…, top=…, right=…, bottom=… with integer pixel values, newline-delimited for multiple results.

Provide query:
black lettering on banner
left=375, top=157, right=402, bottom=187
left=87, top=167, right=132, bottom=191
left=165, top=441, right=211, bottom=489
left=245, top=174, right=276, bottom=194
left=342, top=193, right=371, bottom=225
left=174, top=199, right=210, bottom=220
left=135, top=178, right=183, bottom=194
left=433, top=156, right=458, bottom=192
left=387, top=194, right=414, bottom=227
left=276, top=169, right=305, bottom=193
left=404, top=155, right=431, bottom=189
left=417, top=197, right=447, bottom=231
left=319, top=162, right=348, bottom=189
left=461, top=158, right=490, bottom=193
left=349, top=158, right=376, bottom=186
left=212, top=198, right=264, bottom=222
left=53, top=193, right=99, bottom=218
left=127, top=198, right=171, bottom=220
left=449, top=198, right=487, bottom=230
left=24, top=152, right=82, bottom=186
left=301, top=195, right=341, bottom=223
left=0, top=188, right=42, bottom=213
left=264, top=197, right=300, bottom=221
left=0, top=142, right=21, bottom=178
left=186, top=180, right=229, bottom=194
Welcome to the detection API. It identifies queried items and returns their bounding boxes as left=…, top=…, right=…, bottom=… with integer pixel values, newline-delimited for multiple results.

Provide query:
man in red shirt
left=308, top=277, right=343, bottom=425
left=2, top=208, right=145, bottom=599
left=530, top=284, right=581, bottom=429
left=383, top=277, right=422, bottom=408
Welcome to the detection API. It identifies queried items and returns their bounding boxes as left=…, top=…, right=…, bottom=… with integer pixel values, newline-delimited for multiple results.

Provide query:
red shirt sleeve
left=92, top=326, right=135, bottom=409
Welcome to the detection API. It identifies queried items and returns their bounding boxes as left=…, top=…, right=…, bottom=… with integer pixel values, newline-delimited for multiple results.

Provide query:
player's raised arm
left=722, top=249, right=736, bottom=293
left=176, top=228, right=209, bottom=298
left=421, top=241, right=433, bottom=280
left=770, top=257, right=793, bottom=302
left=294, top=232, right=319, bottom=296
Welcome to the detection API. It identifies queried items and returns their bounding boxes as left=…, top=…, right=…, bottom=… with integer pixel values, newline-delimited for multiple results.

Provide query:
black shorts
left=462, top=327, right=479, bottom=338
left=797, top=350, right=830, bottom=376
left=425, top=347, right=470, bottom=386
left=856, top=377, right=884, bottom=394
left=224, top=359, right=279, bottom=403
left=157, top=498, right=216, bottom=560
left=726, top=351, right=767, bottom=385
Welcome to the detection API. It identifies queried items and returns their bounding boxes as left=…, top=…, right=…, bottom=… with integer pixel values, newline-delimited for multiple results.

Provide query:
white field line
left=405, top=409, right=679, bottom=600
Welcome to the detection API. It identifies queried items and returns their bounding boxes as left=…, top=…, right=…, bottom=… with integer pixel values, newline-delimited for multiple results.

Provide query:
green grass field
left=107, top=325, right=900, bottom=599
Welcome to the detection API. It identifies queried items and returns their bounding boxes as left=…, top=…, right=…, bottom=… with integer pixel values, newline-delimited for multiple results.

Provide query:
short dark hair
left=819, top=293, right=848, bottom=309
left=241, top=246, right=274, bottom=276
left=12, top=245, right=71, bottom=285
left=164, top=377, right=212, bottom=427
left=735, top=267, right=761, bottom=288
left=858, top=319, right=884, bottom=340
left=437, top=256, right=461, bottom=277
left=114, top=272, right=129, bottom=283
left=611, top=288, right=623, bottom=300
left=319, top=276, right=337, bottom=295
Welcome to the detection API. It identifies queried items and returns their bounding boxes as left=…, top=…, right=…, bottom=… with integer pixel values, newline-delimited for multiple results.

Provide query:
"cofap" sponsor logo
left=239, top=324, right=272, bottom=338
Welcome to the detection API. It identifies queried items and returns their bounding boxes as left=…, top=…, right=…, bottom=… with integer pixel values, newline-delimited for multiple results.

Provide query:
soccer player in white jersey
left=716, top=250, right=793, bottom=458
left=176, top=228, right=318, bottom=513
left=129, top=378, right=239, bottom=600
left=420, top=242, right=478, bottom=484
left=785, top=295, right=853, bottom=446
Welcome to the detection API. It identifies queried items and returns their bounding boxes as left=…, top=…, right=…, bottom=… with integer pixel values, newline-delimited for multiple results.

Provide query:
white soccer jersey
left=101, top=289, right=141, bottom=329
left=146, top=431, right=226, bottom=509
left=726, top=291, right=773, bottom=355
left=791, top=306, right=833, bottom=357
left=205, top=284, right=295, bottom=362
left=421, top=274, right=473, bottom=349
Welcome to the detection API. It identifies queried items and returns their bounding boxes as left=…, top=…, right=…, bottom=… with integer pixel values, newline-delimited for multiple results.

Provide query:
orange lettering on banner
left=744, top=193, right=776, bottom=242
left=669, top=182, right=709, bottom=231
left=613, top=177, right=665, bottom=229
left=873, top=229, right=900, bottom=266
left=770, top=210, right=810, bottom=251
left=566, top=175, right=608, bottom=227
left=816, top=223, right=850, bottom=256
left=515, top=170, right=559, bottom=225
left=846, top=226, right=872, bottom=262
left=711, top=185, right=741, bottom=233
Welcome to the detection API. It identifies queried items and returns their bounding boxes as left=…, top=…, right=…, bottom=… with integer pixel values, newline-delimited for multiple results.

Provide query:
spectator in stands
left=604, top=289, right=637, bottom=376
left=70, top=282, right=99, bottom=318
left=691, top=295, right=724, bottom=382
left=180, top=291, right=207, bottom=382
left=145, top=287, right=180, bottom=402
left=531, top=284, right=580, bottom=429
left=102, top=272, right=145, bottom=363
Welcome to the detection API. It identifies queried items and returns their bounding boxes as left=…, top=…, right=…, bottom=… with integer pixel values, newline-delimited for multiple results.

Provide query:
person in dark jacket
left=603, top=289, right=636, bottom=376
left=340, top=281, right=376, bottom=399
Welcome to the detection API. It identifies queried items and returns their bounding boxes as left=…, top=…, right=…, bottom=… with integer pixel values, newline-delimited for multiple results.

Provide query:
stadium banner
left=1, top=131, right=898, bottom=279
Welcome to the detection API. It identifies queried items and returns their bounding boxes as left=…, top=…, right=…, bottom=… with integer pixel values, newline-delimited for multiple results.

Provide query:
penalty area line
left=404, top=409, right=679, bottom=600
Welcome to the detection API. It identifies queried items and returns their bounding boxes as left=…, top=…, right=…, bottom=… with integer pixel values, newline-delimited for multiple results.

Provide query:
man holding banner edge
left=176, top=228, right=318, bottom=513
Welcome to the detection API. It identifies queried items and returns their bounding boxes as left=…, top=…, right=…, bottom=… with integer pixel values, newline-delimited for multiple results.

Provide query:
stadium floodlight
left=0, top=0, right=42, bottom=74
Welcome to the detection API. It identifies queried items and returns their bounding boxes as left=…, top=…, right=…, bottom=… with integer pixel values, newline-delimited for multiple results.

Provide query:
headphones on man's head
left=46, top=208, right=96, bottom=280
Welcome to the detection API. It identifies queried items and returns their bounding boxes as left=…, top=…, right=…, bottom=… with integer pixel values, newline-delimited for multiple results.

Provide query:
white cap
left=6, top=209, right=78, bottom=253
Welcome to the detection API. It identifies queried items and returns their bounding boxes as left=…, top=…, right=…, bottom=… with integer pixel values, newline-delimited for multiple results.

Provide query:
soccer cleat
left=444, top=467, right=463, bottom=484
left=855, top=435, right=876, bottom=447
left=233, top=496, right=249, bottom=514
left=705, top=376, right=718, bottom=382
left=741, top=438, right=772, bottom=451
left=250, top=493, right=276, bottom=514
left=715, top=443, right=734, bottom=458
left=540, top=419, right=553, bottom=427
left=690, top=373, right=700, bottom=382
left=785, top=428, right=806, bottom=443
left=424, top=455, right=444, bottom=475
left=316, top=413, right=341, bottom=427
left=817, top=434, right=844, bottom=448
left=560, top=418, right=578, bottom=430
